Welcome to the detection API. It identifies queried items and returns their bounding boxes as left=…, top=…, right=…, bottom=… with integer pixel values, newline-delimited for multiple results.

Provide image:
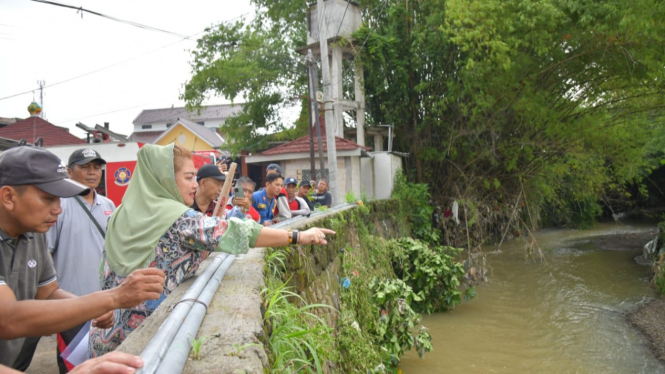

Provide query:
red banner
left=105, top=161, right=137, bottom=206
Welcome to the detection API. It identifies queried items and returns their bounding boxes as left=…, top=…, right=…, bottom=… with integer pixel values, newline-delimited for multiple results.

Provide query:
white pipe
left=155, top=254, right=236, bottom=373
left=137, top=254, right=228, bottom=374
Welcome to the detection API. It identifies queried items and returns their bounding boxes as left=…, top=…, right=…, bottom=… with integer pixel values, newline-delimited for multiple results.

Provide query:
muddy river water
left=400, top=222, right=664, bottom=374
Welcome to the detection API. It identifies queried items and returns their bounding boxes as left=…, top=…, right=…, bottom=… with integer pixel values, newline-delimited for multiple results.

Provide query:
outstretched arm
left=0, top=268, right=165, bottom=340
left=254, top=227, right=335, bottom=247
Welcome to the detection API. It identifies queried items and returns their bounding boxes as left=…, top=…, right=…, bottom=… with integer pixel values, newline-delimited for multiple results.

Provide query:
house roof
left=129, top=130, right=162, bottom=144
left=133, top=104, right=244, bottom=126
left=154, top=118, right=225, bottom=148
left=258, top=130, right=370, bottom=156
left=0, top=116, right=86, bottom=147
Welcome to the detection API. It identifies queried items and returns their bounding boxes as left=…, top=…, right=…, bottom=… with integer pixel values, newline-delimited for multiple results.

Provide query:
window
left=166, top=123, right=173, bottom=127
left=141, top=125, right=152, bottom=129
left=197, top=122, right=205, bottom=126
left=300, top=169, right=329, bottom=182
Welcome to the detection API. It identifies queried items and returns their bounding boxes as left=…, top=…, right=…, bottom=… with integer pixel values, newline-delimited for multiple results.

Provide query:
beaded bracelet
left=286, top=229, right=299, bottom=244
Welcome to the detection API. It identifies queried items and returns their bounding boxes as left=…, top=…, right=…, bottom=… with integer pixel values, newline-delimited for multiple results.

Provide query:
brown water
left=400, top=222, right=664, bottom=374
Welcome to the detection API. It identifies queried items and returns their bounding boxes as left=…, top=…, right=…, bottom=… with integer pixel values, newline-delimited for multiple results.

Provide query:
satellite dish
left=316, top=91, right=324, bottom=102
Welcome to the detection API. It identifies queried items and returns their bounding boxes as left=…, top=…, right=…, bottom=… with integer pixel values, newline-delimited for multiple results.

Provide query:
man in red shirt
left=284, top=177, right=310, bottom=217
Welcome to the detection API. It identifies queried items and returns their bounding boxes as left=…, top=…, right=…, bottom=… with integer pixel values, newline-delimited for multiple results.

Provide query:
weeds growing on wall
left=261, top=200, right=473, bottom=373
left=337, top=230, right=469, bottom=371
left=262, top=248, right=337, bottom=373
left=391, top=238, right=473, bottom=313
left=368, top=277, right=433, bottom=360
left=391, top=170, right=439, bottom=243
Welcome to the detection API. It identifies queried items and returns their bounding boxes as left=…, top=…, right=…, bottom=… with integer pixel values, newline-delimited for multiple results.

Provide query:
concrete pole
left=307, top=50, right=327, bottom=177
left=374, top=134, right=384, bottom=151
left=317, top=0, right=340, bottom=206
left=306, top=60, right=317, bottom=179
left=331, top=46, right=344, bottom=137
left=354, top=64, right=365, bottom=146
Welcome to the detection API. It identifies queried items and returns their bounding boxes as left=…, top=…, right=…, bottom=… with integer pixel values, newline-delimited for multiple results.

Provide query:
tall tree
left=182, top=0, right=665, bottom=228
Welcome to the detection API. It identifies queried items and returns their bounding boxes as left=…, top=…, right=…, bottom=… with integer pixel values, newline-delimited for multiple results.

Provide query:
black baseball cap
left=197, top=164, right=226, bottom=182
left=68, top=148, right=106, bottom=167
left=0, top=147, right=90, bottom=197
left=284, top=177, right=298, bottom=186
left=300, top=180, right=311, bottom=187
left=266, top=163, right=282, bottom=174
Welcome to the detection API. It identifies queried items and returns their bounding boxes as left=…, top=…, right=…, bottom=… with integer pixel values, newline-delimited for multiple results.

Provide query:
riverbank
left=612, top=227, right=665, bottom=364
left=629, top=299, right=665, bottom=362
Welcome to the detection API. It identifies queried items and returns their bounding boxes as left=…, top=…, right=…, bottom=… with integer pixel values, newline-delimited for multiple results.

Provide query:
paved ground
left=25, top=335, right=59, bottom=374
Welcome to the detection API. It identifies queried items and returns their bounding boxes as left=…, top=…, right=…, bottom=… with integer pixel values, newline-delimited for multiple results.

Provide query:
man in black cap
left=45, top=148, right=117, bottom=373
left=296, top=179, right=314, bottom=211
left=0, top=147, right=165, bottom=371
left=265, top=163, right=291, bottom=221
left=192, top=164, right=226, bottom=216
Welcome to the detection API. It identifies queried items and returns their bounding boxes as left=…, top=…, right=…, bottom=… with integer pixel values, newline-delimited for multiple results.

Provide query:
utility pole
left=306, top=59, right=317, bottom=181
left=316, top=0, right=340, bottom=206
left=37, top=80, right=45, bottom=118
left=307, top=50, right=326, bottom=179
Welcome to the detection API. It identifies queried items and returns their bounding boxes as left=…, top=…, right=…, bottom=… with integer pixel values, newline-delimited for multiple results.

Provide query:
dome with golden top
left=28, top=101, right=42, bottom=116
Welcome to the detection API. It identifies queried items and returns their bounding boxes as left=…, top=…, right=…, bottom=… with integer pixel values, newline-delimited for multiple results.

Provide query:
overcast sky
left=0, top=0, right=254, bottom=138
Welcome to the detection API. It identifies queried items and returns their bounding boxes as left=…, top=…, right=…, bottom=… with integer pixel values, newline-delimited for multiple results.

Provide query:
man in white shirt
left=46, top=148, right=116, bottom=373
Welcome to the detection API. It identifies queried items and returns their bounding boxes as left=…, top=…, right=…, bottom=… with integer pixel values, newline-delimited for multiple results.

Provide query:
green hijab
left=104, top=143, right=189, bottom=277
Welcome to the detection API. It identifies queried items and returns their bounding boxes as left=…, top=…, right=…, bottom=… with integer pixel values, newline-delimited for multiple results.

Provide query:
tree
left=182, top=0, right=665, bottom=229
left=180, top=2, right=310, bottom=154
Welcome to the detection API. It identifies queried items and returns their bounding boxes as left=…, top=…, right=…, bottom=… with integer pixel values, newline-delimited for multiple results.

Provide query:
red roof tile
left=0, top=116, right=86, bottom=147
left=259, top=122, right=370, bottom=156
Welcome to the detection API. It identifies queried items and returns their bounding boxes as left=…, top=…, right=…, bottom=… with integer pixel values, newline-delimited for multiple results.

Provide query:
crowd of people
left=0, top=144, right=335, bottom=373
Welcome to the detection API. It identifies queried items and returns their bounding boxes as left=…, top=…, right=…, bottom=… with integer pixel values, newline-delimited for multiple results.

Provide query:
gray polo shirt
left=0, top=228, right=57, bottom=367
left=46, top=193, right=116, bottom=296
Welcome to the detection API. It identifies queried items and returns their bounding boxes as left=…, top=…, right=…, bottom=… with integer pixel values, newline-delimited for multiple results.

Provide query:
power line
left=53, top=101, right=162, bottom=125
left=30, top=0, right=190, bottom=39
left=333, top=0, right=351, bottom=39
left=0, top=13, right=250, bottom=102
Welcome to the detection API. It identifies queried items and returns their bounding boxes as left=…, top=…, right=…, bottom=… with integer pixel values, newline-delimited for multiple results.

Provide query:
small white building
left=245, top=128, right=371, bottom=200
left=244, top=125, right=405, bottom=202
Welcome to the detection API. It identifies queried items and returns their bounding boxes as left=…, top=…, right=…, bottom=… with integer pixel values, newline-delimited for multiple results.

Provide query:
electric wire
left=0, top=13, right=249, bottom=102
left=30, top=0, right=190, bottom=38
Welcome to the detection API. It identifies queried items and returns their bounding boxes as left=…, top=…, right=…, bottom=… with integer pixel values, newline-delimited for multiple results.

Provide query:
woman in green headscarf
left=89, top=144, right=333, bottom=356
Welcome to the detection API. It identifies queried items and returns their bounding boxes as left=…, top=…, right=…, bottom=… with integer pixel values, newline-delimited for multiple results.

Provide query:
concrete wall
left=306, top=0, right=362, bottom=45
left=372, top=152, right=403, bottom=199
left=283, top=156, right=362, bottom=199
left=360, top=157, right=375, bottom=199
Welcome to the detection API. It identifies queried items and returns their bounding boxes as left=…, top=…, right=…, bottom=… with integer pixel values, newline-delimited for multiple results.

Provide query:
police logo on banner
left=114, top=167, right=132, bottom=186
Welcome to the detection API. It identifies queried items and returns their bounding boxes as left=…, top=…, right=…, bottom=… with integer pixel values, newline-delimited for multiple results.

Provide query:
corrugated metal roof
left=129, top=131, right=163, bottom=144
left=132, top=104, right=244, bottom=126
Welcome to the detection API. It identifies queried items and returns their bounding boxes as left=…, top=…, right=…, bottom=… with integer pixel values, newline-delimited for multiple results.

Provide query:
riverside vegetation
left=259, top=177, right=474, bottom=373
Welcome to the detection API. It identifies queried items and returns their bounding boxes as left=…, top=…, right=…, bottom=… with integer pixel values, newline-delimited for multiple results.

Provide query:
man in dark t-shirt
left=311, top=179, right=332, bottom=209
